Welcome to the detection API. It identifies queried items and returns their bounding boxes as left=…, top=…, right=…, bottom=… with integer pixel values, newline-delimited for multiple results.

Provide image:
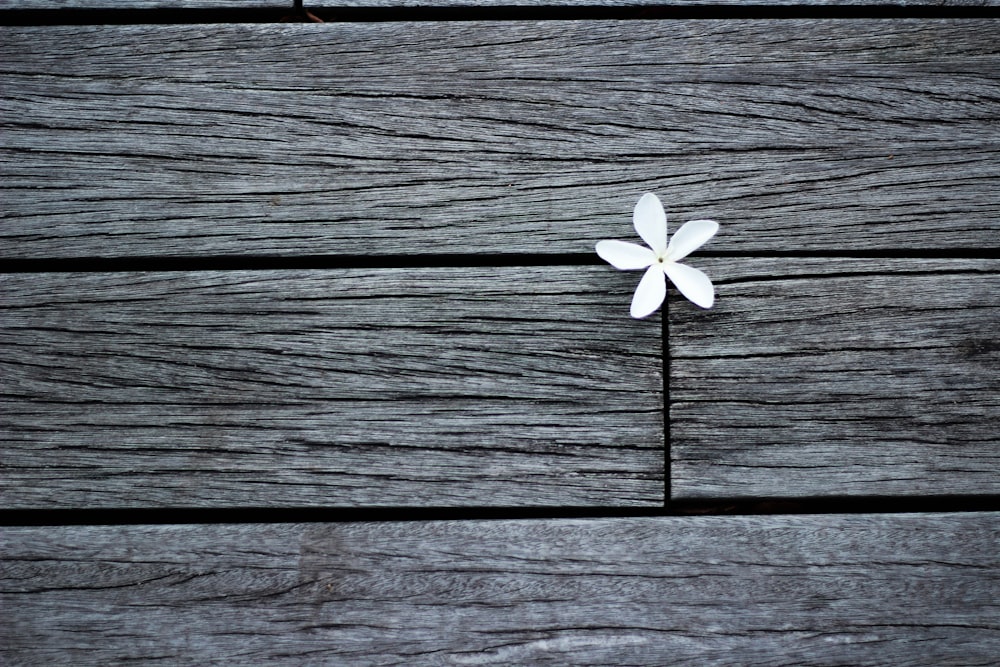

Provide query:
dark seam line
left=663, top=299, right=671, bottom=509
left=702, top=249, right=1000, bottom=260
left=2, top=495, right=998, bottom=526
left=2, top=5, right=999, bottom=26
left=2, top=249, right=998, bottom=274
left=669, top=494, right=1000, bottom=517
left=0, top=253, right=600, bottom=273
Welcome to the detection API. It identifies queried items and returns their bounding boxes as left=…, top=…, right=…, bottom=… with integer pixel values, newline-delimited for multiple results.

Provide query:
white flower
left=596, top=193, right=718, bottom=318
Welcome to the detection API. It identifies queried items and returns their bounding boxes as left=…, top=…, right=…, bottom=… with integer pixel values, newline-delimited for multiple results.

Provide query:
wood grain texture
left=670, top=258, right=1000, bottom=500
left=2, top=20, right=997, bottom=259
left=3, top=513, right=998, bottom=665
left=0, top=266, right=663, bottom=509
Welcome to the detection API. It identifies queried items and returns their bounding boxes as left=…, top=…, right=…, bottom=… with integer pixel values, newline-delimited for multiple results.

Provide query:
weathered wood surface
left=2, top=20, right=997, bottom=259
left=670, top=258, right=1000, bottom=499
left=0, top=267, right=663, bottom=509
left=3, top=513, right=997, bottom=665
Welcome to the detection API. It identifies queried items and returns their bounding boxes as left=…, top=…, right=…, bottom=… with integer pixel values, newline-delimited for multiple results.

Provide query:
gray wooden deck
left=1, top=1, right=998, bottom=664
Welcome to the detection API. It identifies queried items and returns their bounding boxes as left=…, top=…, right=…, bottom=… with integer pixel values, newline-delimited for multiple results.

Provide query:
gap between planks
left=3, top=495, right=1000, bottom=527
left=3, top=4, right=1000, bottom=25
left=3, top=249, right=1000, bottom=275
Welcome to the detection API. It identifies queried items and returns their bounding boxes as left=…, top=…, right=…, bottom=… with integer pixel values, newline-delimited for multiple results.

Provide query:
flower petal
left=633, top=193, right=668, bottom=255
left=630, top=264, right=667, bottom=319
left=663, top=262, right=715, bottom=309
left=666, top=219, right=719, bottom=262
left=595, top=240, right=656, bottom=270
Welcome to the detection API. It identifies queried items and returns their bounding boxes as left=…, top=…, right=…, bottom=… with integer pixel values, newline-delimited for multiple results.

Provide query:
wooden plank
left=2, top=20, right=997, bottom=259
left=3, top=513, right=997, bottom=664
left=0, top=266, right=663, bottom=509
left=670, top=258, right=1000, bottom=500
